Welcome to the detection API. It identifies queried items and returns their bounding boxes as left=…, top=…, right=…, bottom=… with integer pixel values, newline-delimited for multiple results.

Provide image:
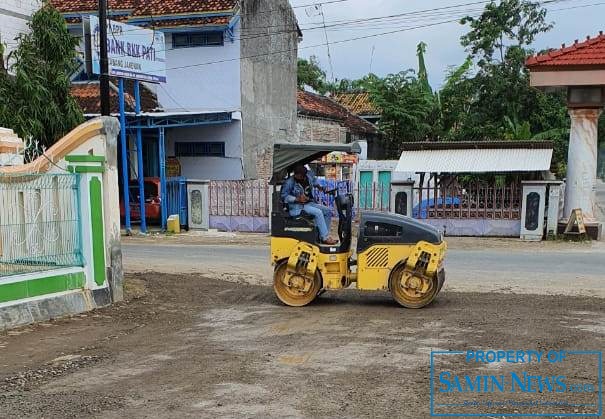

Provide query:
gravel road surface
left=1, top=273, right=603, bottom=418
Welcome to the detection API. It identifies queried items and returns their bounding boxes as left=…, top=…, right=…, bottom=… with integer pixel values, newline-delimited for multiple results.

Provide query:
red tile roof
left=132, top=0, right=238, bottom=17
left=51, top=0, right=136, bottom=13
left=298, top=90, right=349, bottom=121
left=526, top=31, right=605, bottom=69
left=297, top=90, right=378, bottom=135
left=52, top=0, right=238, bottom=19
left=331, top=92, right=380, bottom=116
left=70, top=81, right=158, bottom=114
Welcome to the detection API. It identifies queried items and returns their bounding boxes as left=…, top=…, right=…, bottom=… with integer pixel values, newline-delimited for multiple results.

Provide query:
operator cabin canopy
left=526, top=31, right=605, bottom=221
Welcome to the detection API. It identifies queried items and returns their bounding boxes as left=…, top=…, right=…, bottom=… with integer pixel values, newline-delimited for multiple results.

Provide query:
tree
left=460, top=0, right=552, bottom=66
left=416, top=42, right=432, bottom=94
left=329, top=74, right=379, bottom=94
left=438, top=58, right=476, bottom=140
left=0, top=3, right=84, bottom=151
left=367, top=71, right=434, bottom=156
left=297, top=55, right=329, bottom=94
left=438, top=0, right=570, bottom=175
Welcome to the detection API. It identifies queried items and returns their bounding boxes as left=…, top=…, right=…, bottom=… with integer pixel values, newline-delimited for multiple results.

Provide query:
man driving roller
left=281, top=164, right=338, bottom=245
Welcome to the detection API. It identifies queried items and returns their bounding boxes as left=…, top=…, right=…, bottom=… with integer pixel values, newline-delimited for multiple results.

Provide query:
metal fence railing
left=207, top=180, right=522, bottom=222
left=210, top=180, right=270, bottom=217
left=414, top=183, right=522, bottom=220
left=0, top=174, right=83, bottom=277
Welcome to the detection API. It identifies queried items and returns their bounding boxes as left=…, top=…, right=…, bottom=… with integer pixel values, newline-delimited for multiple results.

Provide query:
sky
left=291, top=0, right=605, bottom=89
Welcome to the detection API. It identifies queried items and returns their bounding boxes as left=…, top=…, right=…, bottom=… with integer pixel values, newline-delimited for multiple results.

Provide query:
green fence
left=0, top=174, right=83, bottom=277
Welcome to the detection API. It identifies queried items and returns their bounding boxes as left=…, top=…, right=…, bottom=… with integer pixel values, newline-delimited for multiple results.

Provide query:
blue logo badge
left=430, top=350, right=602, bottom=417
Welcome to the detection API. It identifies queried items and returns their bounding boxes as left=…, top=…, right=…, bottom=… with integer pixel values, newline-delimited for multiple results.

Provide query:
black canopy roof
left=271, top=142, right=362, bottom=184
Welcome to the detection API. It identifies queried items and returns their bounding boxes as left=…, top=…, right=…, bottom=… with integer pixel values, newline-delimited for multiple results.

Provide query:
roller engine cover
left=357, top=212, right=442, bottom=253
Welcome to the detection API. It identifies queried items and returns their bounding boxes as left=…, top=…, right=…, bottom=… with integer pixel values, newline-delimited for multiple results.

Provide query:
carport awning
left=395, top=142, right=554, bottom=173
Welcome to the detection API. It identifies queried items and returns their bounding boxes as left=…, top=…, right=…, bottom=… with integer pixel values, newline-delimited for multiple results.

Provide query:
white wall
left=0, top=0, right=40, bottom=62
left=158, top=23, right=241, bottom=113
left=165, top=118, right=243, bottom=180
left=356, top=160, right=417, bottom=184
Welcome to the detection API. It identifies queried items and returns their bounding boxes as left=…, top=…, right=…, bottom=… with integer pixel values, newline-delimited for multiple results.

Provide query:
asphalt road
left=122, top=241, right=605, bottom=297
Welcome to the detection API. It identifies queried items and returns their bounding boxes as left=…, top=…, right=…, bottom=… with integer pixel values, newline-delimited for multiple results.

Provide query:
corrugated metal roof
left=395, top=148, right=553, bottom=173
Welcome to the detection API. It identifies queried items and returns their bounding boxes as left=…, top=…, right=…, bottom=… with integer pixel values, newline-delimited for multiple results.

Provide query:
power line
left=93, top=0, right=579, bottom=60
left=318, top=5, right=334, bottom=82
left=70, top=0, right=497, bottom=41
left=292, top=0, right=351, bottom=9
left=118, top=0, right=588, bottom=72
left=58, top=0, right=603, bottom=75
left=61, top=0, right=575, bottom=63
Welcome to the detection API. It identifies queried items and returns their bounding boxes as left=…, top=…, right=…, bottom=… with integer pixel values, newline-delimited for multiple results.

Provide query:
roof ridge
left=526, top=30, right=605, bottom=67
left=52, top=0, right=238, bottom=18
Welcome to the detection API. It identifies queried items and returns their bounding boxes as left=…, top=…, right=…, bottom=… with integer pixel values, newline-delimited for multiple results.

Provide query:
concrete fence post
left=520, top=181, right=547, bottom=241
left=187, top=180, right=210, bottom=230
left=546, top=182, right=564, bottom=239
left=100, top=117, right=123, bottom=302
left=65, top=154, right=111, bottom=306
left=391, top=180, right=415, bottom=217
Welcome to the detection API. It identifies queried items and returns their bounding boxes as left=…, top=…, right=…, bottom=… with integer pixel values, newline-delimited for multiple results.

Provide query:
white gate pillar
left=565, top=108, right=602, bottom=220
left=390, top=180, right=414, bottom=216
left=521, top=181, right=547, bottom=241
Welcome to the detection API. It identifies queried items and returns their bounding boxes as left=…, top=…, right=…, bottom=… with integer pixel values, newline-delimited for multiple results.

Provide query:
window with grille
left=172, top=31, right=224, bottom=48
left=175, top=142, right=225, bottom=157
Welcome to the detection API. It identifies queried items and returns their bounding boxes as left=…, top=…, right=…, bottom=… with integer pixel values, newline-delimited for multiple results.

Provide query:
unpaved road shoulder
left=1, top=273, right=603, bottom=418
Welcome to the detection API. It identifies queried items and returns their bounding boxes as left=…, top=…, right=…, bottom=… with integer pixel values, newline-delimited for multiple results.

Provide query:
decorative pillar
left=66, top=157, right=108, bottom=291
left=546, top=181, right=564, bottom=239
left=187, top=180, right=210, bottom=230
left=0, top=128, right=24, bottom=166
left=390, top=180, right=415, bottom=217
left=565, top=108, right=602, bottom=220
left=520, top=181, right=547, bottom=241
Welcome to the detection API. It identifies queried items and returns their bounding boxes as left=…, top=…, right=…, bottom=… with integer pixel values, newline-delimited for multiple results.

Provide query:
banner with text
left=89, top=15, right=166, bottom=83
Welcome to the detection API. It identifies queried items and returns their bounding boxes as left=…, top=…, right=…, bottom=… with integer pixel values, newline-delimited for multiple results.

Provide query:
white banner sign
left=90, top=15, right=166, bottom=83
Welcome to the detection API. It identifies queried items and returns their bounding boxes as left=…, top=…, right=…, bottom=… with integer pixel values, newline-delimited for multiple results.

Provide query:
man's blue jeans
left=291, top=203, right=332, bottom=240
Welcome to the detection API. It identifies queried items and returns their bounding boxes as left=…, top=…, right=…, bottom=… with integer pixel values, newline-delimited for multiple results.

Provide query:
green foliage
left=416, top=42, right=431, bottom=94
left=460, top=0, right=552, bottom=66
left=366, top=70, right=434, bottom=156
left=0, top=2, right=83, bottom=151
left=329, top=74, right=378, bottom=94
left=503, top=116, right=532, bottom=141
left=293, top=0, right=599, bottom=179
left=297, top=55, right=329, bottom=94
left=440, top=0, right=570, bottom=176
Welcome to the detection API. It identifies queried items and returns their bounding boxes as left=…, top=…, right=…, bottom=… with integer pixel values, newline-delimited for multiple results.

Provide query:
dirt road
left=1, top=273, right=603, bottom=418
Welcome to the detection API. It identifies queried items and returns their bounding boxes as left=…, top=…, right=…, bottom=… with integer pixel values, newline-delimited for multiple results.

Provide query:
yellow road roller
left=270, top=142, right=447, bottom=308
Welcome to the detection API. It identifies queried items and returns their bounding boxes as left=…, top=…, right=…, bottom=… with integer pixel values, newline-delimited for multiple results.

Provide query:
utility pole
left=98, top=0, right=110, bottom=116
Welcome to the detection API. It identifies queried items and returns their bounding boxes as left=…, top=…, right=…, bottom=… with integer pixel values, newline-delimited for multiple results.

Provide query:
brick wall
left=256, top=147, right=273, bottom=181
left=298, top=116, right=347, bottom=144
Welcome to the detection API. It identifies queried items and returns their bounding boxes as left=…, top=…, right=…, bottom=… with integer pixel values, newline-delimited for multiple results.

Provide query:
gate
left=166, top=176, right=188, bottom=226
left=0, top=173, right=82, bottom=277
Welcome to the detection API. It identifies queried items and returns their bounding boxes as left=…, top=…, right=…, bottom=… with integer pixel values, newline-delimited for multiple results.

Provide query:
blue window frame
left=175, top=142, right=225, bottom=157
left=172, top=31, right=224, bottom=48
